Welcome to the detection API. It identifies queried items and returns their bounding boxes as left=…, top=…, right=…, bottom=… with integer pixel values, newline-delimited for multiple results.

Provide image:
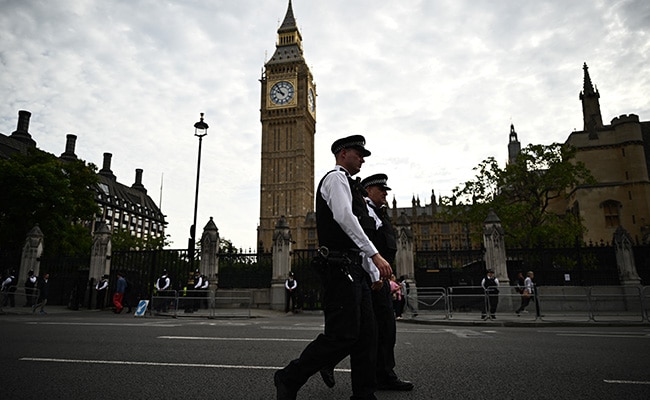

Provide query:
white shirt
left=524, top=277, right=534, bottom=293
left=365, top=198, right=383, bottom=230
left=155, top=275, right=170, bottom=291
left=320, top=166, right=381, bottom=282
left=319, top=165, right=378, bottom=258
left=1, top=276, right=13, bottom=290
left=361, top=198, right=384, bottom=282
left=285, top=278, right=297, bottom=290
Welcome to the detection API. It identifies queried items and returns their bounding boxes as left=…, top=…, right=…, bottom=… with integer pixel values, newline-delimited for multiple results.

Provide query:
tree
left=0, top=148, right=100, bottom=257
left=441, top=143, right=596, bottom=248
left=110, top=228, right=170, bottom=251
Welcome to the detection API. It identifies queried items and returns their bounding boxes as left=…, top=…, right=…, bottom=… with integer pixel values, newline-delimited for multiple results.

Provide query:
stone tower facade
left=258, top=1, right=317, bottom=251
left=565, top=63, right=650, bottom=244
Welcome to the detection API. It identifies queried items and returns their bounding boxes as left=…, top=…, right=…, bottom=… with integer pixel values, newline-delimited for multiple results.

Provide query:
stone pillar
left=614, top=226, right=641, bottom=285
left=200, top=217, right=220, bottom=287
left=271, top=216, right=292, bottom=311
left=89, top=223, right=111, bottom=281
left=18, top=224, right=44, bottom=286
left=482, top=209, right=509, bottom=285
left=394, top=213, right=418, bottom=314
left=483, top=210, right=510, bottom=313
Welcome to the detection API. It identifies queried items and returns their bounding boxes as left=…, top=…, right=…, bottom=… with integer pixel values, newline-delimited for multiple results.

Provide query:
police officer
left=154, top=269, right=171, bottom=312
left=320, top=173, right=414, bottom=391
left=1, top=269, right=18, bottom=308
left=192, top=269, right=203, bottom=311
left=274, top=135, right=392, bottom=400
left=95, top=274, right=109, bottom=309
left=24, top=270, right=38, bottom=307
left=200, top=274, right=209, bottom=309
left=481, top=268, right=500, bottom=320
left=284, top=272, right=298, bottom=313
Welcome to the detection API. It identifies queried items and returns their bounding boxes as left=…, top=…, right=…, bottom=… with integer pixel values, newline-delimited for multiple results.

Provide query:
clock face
left=269, top=81, right=295, bottom=105
left=308, top=87, right=315, bottom=112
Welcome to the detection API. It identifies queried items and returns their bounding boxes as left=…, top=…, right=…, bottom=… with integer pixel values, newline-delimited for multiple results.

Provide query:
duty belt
left=321, top=248, right=361, bottom=260
left=316, top=247, right=359, bottom=282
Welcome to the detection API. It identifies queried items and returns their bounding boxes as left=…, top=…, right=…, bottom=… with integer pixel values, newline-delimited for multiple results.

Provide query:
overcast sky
left=1, top=0, right=649, bottom=250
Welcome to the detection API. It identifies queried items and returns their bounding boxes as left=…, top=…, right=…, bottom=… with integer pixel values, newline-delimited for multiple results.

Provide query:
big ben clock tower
left=258, top=0, right=317, bottom=251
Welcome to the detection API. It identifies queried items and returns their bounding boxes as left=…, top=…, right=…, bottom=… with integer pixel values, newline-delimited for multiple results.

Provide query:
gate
left=217, top=251, right=272, bottom=289
left=290, top=249, right=322, bottom=310
left=110, top=249, right=192, bottom=301
left=39, top=255, right=90, bottom=308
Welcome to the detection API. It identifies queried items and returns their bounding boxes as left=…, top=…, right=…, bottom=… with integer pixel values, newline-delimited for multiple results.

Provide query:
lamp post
left=189, top=113, right=209, bottom=270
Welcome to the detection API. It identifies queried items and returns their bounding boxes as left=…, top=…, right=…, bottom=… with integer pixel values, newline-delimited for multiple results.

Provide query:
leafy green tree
left=441, top=143, right=596, bottom=248
left=0, top=148, right=100, bottom=257
left=110, top=228, right=170, bottom=251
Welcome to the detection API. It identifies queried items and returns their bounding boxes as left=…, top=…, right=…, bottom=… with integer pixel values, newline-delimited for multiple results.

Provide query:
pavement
left=2, top=304, right=648, bottom=327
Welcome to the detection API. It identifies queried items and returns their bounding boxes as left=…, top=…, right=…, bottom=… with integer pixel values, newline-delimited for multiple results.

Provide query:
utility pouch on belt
left=311, top=247, right=329, bottom=278
left=311, top=246, right=354, bottom=282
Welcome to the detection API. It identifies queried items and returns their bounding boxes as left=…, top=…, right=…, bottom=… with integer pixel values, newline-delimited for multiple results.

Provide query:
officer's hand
left=370, top=253, right=392, bottom=279
left=371, top=280, right=383, bottom=291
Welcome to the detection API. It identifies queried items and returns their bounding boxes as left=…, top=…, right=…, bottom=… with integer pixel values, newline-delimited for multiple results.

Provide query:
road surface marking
left=19, top=357, right=350, bottom=372
left=443, top=329, right=490, bottom=338
left=159, top=336, right=312, bottom=342
left=557, top=333, right=649, bottom=338
left=26, top=322, right=181, bottom=327
left=604, top=380, right=650, bottom=385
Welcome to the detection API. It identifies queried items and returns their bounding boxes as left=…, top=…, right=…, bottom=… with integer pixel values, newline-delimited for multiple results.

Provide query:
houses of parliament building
left=256, top=1, right=650, bottom=252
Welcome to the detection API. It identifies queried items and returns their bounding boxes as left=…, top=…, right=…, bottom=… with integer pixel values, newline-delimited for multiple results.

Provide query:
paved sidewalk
left=2, top=304, right=648, bottom=327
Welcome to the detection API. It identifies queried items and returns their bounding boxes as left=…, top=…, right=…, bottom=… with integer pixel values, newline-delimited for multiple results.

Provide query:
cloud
left=1, top=0, right=649, bottom=250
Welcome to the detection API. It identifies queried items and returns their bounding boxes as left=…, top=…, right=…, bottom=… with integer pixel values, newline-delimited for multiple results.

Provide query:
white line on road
left=26, top=322, right=181, bottom=327
left=557, top=333, right=650, bottom=338
left=443, top=329, right=491, bottom=338
left=158, top=336, right=312, bottom=342
left=604, top=380, right=650, bottom=385
left=19, top=357, right=351, bottom=372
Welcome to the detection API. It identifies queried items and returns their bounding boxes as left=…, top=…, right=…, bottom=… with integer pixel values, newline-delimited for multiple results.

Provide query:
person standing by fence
left=32, top=272, right=49, bottom=314
left=284, top=272, right=298, bottom=313
left=113, top=272, right=126, bottom=314
left=1, top=269, right=18, bottom=308
left=481, top=269, right=500, bottom=320
left=154, top=270, right=171, bottom=313
left=390, top=274, right=402, bottom=319
left=200, top=274, right=210, bottom=309
left=516, top=271, right=535, bottom=316
left=95, top=274, right=109, bottom=309
left=24, top=270, right=37, bottom=307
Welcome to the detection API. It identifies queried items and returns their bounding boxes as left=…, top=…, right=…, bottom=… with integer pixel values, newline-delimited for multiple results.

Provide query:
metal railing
left=412, top=285, right=650, bottom=322
left=0, top=287, right=40, bottom=311
left=150, top=289, right=253, bottom=318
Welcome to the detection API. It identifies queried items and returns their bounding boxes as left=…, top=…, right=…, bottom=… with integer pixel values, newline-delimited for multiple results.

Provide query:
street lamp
left=189, top=113, right=209, bottom=268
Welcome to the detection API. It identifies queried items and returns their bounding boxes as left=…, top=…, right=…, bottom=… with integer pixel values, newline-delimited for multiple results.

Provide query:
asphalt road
left=1, top=310, right=649, bottom=399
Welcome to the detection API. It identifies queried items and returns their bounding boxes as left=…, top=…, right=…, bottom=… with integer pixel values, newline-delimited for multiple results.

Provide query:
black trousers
left=372, top=281, right=398, bottom=383
left=278, top=261, right=377, bottom=398
left=483, top=292, right=499, bottom=316
left=285, top=289, right=297, bottom=312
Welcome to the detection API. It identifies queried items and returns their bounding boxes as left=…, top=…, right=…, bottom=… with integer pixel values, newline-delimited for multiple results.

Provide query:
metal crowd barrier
left=412, top=285, right=649, bottom=322
left=0, top=287, right=40, bottom=311
left=150, top=289, right=252, bottom=318
left=587, top=286, right=644, bottom=322
left=413, top=287, right=449, bottom=319
left=643, top=286, right=650, bottom=321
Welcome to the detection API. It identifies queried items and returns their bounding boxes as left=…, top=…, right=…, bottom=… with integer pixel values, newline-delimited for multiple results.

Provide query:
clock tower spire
left=258, top=0, right=317, bottom=251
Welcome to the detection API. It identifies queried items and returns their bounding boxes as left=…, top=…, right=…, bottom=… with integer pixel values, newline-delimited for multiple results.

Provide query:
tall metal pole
left=190, top=113, right=208, bottom=272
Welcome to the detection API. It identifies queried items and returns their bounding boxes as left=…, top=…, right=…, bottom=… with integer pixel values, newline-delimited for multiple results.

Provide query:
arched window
left=602, top=200, right=621, bottom=228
